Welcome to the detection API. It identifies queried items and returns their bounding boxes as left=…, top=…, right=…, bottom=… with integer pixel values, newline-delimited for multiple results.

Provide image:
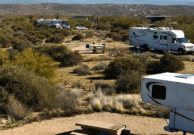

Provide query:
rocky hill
left=0, top=3, right=193, bottom=16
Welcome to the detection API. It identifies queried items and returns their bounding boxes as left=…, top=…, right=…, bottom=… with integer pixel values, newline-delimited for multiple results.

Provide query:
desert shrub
left=12, top=31, right=25, bottom=37
left=38, top=30, right=52, bottom=38
left=71, top=81, right=84, bottom=89
left=146, top=53, right=185, bottom=73
left=46, top=33, right=64, bottom=44
left=104, top=57, right=145, bottom=78
left=12, top=38, right=33, bottom=52
left=112, top=34, right=122, bottom=41
left=106, top=32, right=114, bottom=38
left=107, top=46, right=131, bottom=57
left=178, top=56, right=191, bottom=62
left=60, top=29, right=70, bottom=36
left=73, top=64, right=92, bottom=75
left=94, top=81, right=115, bottom=96
left=92, top=62, right=107, bottom=70
left=132, top=52, right=152, bottom=67
left=96, top=22, right=112, bottom=30
left=5, top=95, right=29, bottom=120
left=159, top=53, right=184, bottom=72
left=0, top=36, right=11, bottom=48
left=84, top=56, right=111, bottom=62
left=0, top=66, right=58, bottom=111
left=146, top=60, right=161, bottom=74
left=34, top=44, right=83, bottom=67
left=56, top=87, right=82, bottom=111
left=111, top=26, right=123, bottom=33
left=72, top=33, right=84, bottom=41
left=85, top=31, right=94, bottom=38
left=0, top=49, right=8, bottom=66
left=115, top=72, right=141, bottom=94
left=13, top=49, right=58, bottom=79
left=5, top=49, right=19, bottom=64
left=122, top=34, right=129, bottom=41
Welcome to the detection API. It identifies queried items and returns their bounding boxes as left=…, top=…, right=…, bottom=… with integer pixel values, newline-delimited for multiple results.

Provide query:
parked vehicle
left=141, top=72, right=194, bottom=134
left=76, top=26, right=88, bottom=30
left=129, top=27, right=194, bottom=54
left=36, top=19, right=70, bottom=29
left=50, top=24, right=62, bottom=29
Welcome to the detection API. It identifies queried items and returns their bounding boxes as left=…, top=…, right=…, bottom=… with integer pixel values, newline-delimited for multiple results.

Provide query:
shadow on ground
left=56, top=129, right=135, bottom=135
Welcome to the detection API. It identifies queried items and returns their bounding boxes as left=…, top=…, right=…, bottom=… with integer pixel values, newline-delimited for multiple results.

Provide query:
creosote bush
left=107, top=46, right=131, bottom=57
left=92, top=62, right=107, bottom=70
left=72, top=33, right=84, bottom=41
left=104, top=57, right=145, bottom=78
left=0, top=66, right=57, bottom=111
left=115, top=72, right=141, bottom=94
left=73, top=64, right=92, bottom=75
left=34, top=44, right=83, bottom=67
left=146, top=53, right=185, bottom=74
left=94, top=80, right=115, bottom=96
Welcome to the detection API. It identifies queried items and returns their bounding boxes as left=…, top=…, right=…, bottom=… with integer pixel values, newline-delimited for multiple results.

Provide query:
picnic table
left=75, top=120, right=126, bottom=135
left=86, top=44, right=106, bottom=53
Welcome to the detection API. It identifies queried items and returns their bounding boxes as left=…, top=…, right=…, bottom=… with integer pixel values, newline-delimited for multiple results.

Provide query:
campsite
left=0, top=5, right=194, bottom=135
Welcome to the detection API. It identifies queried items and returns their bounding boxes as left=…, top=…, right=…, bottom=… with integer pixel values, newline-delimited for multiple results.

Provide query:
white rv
left=141, top=72, right=194, bottom=134
left=36, top=19, right=70, bottom=29
left=129, top=27, right=194, bottom=54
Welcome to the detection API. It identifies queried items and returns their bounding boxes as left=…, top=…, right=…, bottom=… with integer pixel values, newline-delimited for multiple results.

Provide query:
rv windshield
left=62, top=21, right=69, bottom=25
left=177, top=38, right=189, bottom=43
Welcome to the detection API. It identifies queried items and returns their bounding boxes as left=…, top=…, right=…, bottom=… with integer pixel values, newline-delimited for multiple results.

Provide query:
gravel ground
left=1, top=112, right=192, bottom=135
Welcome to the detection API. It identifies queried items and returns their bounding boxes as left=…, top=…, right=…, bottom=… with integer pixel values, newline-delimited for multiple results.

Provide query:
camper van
left=36, top=19, right=70, bottom=29
left=141, top=72, right=194, bottom=134
left=129, top=27, right=194, bottom=54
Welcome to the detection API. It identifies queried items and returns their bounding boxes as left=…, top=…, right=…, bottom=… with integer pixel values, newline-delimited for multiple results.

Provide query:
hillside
left=0, top=3, right=193, bottom=16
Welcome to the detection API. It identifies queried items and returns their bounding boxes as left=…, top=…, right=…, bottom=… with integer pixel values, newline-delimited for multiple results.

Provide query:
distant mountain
left=0, top=3, right=193, bottom=16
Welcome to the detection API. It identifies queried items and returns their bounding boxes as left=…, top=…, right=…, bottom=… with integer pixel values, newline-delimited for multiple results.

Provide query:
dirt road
left=1, top=112, right=191, bottom=135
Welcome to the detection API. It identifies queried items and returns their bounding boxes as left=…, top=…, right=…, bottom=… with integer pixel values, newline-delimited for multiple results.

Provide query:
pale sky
left=0, top=0, right=193, bottom=5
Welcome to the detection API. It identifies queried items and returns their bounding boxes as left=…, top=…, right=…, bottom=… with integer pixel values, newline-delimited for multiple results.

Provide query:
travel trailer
left=141, top=72, right=194, bottom=134
left=36, top=19, right=70, bottom=29
left=129, top=27, right=194, bottom=54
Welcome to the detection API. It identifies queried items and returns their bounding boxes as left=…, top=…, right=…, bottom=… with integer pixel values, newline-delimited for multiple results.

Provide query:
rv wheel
left=142, top=45, right=149, bottom=51
left=178, top=49, right=184, bottom=55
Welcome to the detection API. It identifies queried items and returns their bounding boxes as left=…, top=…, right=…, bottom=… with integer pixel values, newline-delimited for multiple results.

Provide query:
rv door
left=170, top=38, right=178, bottom=51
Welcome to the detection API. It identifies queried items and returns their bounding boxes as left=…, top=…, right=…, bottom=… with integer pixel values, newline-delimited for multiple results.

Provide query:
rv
left=129, top=27, right=194, bottom=54
left=36, top=19, right=70, bottom=29
left=141, top=72, right=194, bottom=134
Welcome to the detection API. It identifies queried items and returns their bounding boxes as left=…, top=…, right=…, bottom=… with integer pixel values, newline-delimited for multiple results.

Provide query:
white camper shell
left=36, top=19, right=70, bottom=29
left=129, top=27, right=194, bottom=54
left=141, top=72, right=194, bottom=134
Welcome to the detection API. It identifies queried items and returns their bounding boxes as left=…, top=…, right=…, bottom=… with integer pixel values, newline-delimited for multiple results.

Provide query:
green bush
left=12, top=38, right=33, bottom=52
left=72, top=33, right=84, bottom=41
left=146, top=53, right=185, bottom=74
left=60, top=29, right=70, bottom=37
left=73, top=64, right=92, bottom=75
left=107, top=46, right=131, bottom=57
left=94, top=81, right=115, bottom=96
left=112, top=34, right=122, bottom=41
left=92, top=62, right=107, bottom=70
left=115, top=72, right=141, bottom=94
left=34, top=44, right=83, bottom=67
left=85, top=31, right=94, bottom=38
left=104, top=57, right=145, bottom=78
left=13, top=49, right=58, bottom=79
left=46, top=33, right=64, bottom=44
left=0, top=66, right=57, bottom=111
left=106, top=32, right=114, bottom=38
left=159, top=53, right=184, bottom=72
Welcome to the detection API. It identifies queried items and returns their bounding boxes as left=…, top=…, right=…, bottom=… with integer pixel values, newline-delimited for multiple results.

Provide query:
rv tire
left=142, top=45, right=149, bottom=51
left=178, top=49, right=184, bottom=55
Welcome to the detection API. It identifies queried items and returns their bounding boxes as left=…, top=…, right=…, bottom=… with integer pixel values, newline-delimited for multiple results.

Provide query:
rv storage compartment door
left=141, top=78, right=177, bottom=107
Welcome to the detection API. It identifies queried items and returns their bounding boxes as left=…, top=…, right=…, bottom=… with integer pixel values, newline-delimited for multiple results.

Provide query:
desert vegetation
left=0, top=13, right=194, bottom=130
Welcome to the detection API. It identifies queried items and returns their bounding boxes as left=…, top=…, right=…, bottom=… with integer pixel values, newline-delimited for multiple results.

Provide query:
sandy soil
left=1, top=41, right=192, bottom=135
left=1, top=112, right=191, bottom=135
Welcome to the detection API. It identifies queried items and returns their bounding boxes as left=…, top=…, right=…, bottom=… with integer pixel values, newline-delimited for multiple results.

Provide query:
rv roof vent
left=176, top=74, right=194, bottom=79
left=157, top=27, right=166, bottom=30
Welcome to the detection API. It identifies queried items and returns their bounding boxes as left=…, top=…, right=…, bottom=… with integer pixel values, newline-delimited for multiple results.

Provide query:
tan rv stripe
left=171, top=110, right=194, bottom=122
left=147, top=94, right=161, bottom=105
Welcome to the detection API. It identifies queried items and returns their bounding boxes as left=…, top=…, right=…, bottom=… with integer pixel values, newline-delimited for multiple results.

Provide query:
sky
left=0, top=0, right=193, bottom=5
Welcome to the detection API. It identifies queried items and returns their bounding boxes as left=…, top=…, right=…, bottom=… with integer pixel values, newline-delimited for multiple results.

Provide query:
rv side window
left=153, top=35, right=158, bottom=39
left=152, top=85, right=166, bottom=100
left=163, top=36, right=167, bottom=40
